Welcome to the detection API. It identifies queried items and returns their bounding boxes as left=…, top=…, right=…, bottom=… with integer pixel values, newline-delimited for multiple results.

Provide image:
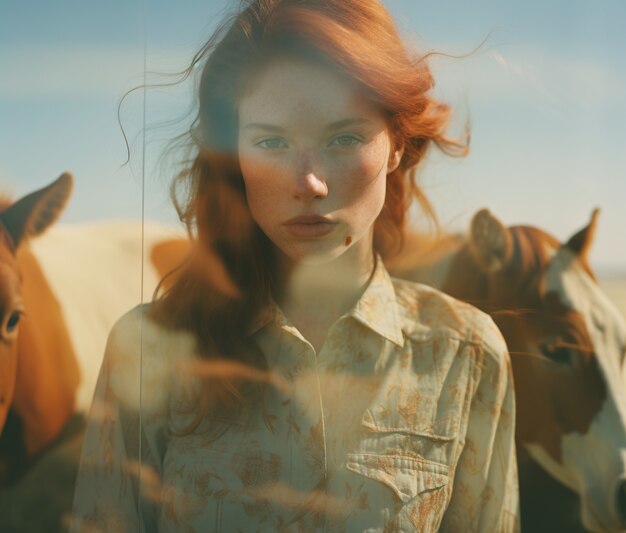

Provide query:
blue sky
left=1, top=0, right=625, bottom=273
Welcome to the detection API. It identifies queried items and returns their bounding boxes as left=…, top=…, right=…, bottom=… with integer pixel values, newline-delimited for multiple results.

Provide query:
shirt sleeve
left=70, top=307, right=168, bottom=533
left=440, top=320, right=520, bottom=533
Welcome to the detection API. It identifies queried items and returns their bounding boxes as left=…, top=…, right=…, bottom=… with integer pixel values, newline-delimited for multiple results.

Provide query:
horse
left=0, top=173, right=188, bottom=530
left=388, top=208, right=626, bottom=533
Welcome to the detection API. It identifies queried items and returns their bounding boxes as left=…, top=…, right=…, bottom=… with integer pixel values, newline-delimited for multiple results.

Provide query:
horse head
left=463, top=208, right=626, bottom=533
left=0, top=173, right=73, bottom=436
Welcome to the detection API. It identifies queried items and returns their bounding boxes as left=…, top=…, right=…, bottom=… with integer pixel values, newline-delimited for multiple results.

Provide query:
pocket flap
left=346, top=453, right=449, bottom=503
left=361, top=409, right=455, bottom=441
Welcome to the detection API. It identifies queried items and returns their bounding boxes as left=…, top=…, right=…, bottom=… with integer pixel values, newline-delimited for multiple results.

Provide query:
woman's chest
left=158, top=338, right=479, bottom=532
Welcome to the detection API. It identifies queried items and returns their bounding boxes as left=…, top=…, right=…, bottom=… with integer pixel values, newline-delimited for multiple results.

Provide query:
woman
left=71, top=0, right=519, bottom=531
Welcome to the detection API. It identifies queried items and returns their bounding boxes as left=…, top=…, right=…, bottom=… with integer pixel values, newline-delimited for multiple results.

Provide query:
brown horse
left=0, top=173, right=78, bottom=458
left=0, top=174, right=188, bottom=531
left=388, top=209, right=626, bottom=533
left=0, top=173, right=187, bottom=458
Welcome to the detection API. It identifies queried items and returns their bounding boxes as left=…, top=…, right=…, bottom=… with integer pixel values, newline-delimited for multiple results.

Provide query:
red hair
left=153, top=0, right=467, bottom=424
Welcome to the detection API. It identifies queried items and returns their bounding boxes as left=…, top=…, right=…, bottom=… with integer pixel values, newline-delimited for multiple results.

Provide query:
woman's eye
left=329, top=135, right=362, bottom=148
left=256, top=138, right=287, bottom=150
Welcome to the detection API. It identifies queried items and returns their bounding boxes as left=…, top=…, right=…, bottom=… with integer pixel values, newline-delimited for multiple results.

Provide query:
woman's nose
left=292, top=152, right=328, bottom=200
left=293, top=172, right=328, bottom=200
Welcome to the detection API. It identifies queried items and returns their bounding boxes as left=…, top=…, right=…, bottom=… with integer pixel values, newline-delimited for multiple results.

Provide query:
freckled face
left=237, top=59, right=399, bottom=265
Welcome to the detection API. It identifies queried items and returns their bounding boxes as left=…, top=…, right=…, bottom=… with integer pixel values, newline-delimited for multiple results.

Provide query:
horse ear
left=0, top=173, right=73, bottom=249
left=565, top=208, right=599, bottom=259
left=468, top=208, right=513, bottom=273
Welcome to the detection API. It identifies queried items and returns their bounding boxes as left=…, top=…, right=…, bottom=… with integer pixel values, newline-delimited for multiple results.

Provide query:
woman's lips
left=283, top=215, right=338, bottom=238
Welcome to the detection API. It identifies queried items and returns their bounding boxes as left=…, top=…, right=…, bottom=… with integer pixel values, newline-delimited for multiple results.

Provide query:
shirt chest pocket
left=332, top=405, right=458, bottom=531
left=346, top=453, right=448, bottom=503
left=341, top=452, right=451, bottom=532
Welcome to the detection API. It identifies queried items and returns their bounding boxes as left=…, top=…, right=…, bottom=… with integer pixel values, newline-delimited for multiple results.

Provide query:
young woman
left=71, top=0, right=519, bottom=531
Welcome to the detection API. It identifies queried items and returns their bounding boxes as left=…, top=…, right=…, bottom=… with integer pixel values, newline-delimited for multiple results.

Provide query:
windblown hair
left=152, top=0, right=468, bottom=426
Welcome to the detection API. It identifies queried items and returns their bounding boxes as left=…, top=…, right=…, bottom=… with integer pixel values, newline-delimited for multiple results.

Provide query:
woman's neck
left=278, top=243, right=376, bottom=351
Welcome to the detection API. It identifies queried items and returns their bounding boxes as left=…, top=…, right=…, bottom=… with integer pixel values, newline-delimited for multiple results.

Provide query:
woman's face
left=237, top=58, right=401, bottom=265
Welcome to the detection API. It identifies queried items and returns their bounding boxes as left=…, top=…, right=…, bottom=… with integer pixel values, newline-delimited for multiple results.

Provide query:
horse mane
left=511, top=224, right=595, bottom=281
left=509, top=225, right=559, bottom=279
left=420, top=224, right=561, bottom=313
left=388, top=224, right=563, bottom=307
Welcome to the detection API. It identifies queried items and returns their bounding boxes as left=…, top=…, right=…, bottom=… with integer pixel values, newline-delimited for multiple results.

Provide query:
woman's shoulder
left=391, top=277, right=508, bottom=362
left=103, top=303, right=198, bottom=412
left=108, top=303, right=196, bottom=354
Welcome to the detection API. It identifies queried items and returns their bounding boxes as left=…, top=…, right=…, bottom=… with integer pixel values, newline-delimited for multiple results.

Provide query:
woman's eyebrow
left=324, top=117, right=371, bottom=131
left=243, top=123, right=285, bottom=133
left=243, top=117, right=372, bottom=133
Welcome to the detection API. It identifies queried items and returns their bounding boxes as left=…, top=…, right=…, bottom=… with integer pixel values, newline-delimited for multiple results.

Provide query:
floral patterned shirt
left=71, top=259, right=520, bottom=532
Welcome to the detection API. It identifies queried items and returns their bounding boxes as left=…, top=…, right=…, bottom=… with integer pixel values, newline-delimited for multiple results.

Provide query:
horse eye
left=6, top=311, right=21, bottom=333
left=540, top=340, right=574, bottom=366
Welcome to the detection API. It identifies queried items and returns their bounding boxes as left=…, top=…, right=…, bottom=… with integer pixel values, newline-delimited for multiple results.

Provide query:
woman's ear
left=387, top=141, right=404, bottom=174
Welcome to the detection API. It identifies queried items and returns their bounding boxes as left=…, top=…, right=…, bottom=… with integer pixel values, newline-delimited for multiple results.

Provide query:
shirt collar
left=248, top=255, right=404, bottom=347
left=348, top=255, right=404, bottom=346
